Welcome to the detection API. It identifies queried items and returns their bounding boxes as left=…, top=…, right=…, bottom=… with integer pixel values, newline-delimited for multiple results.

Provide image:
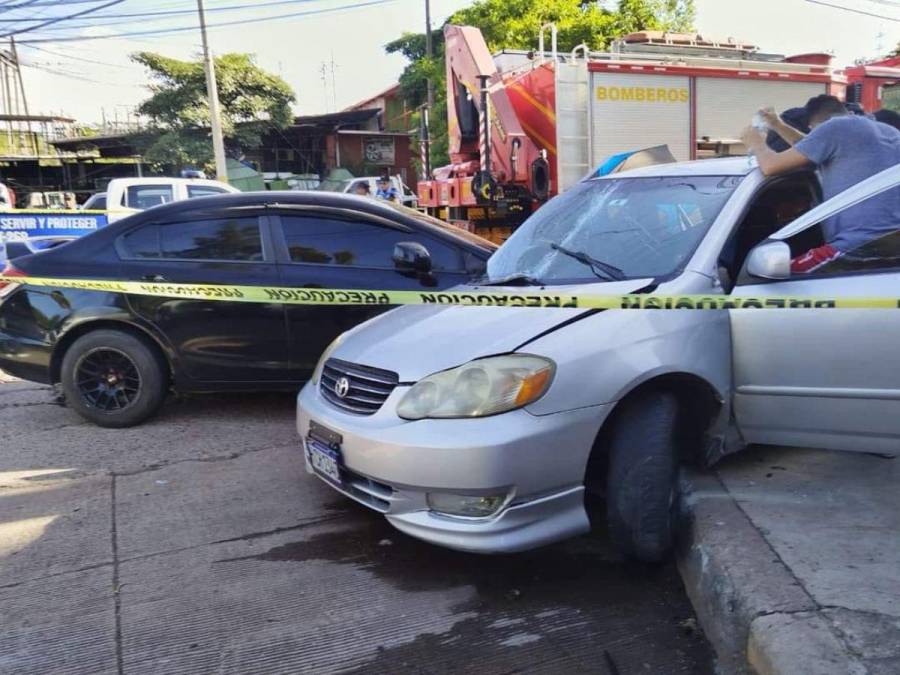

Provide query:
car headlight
left=397, top=354, right=555, bottom=420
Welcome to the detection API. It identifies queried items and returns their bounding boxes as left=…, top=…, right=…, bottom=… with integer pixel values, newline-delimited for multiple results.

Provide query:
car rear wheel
left=606, top=391, right=679, bottom=562
left=60, top=329, right=167, bottom=428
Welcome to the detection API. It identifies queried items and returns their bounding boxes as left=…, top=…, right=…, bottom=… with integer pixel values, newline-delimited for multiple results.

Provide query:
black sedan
left=0, top=191, right=495, bottom=427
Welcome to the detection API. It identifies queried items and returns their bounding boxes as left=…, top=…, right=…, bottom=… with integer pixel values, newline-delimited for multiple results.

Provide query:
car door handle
left=141, top=274, right=168, bottom=282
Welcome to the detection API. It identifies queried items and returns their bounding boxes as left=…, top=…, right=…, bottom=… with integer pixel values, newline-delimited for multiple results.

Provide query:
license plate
left=306, top=439, right=342, bottom=484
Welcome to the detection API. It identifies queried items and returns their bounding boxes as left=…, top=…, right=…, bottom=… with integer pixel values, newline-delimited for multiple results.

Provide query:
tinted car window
left=85, top=194, right=107, bottom=210
left=187, top=185, right=229, bottom=198
left=159, top=217, right=263, bottom=261
left=122, top=225, right=161, bottom=258
left=280, top=215, right=463, bottom=270
left=125, top=185, right=174, bottom=209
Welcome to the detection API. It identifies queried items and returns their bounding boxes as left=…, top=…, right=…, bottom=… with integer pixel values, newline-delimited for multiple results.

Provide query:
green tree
left=131, top=52, right=295, bottom=172
left=389, top=0, right=694, bottom=170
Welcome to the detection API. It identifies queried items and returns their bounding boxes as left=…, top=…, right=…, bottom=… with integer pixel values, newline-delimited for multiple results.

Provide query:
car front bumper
left=297, top=381, right=612, bottom=553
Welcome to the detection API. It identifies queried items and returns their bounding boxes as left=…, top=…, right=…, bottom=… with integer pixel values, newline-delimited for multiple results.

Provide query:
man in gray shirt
left=741, top=95, right=900, bottom=273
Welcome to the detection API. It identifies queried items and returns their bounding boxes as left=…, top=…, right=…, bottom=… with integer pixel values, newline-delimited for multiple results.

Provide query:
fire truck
left=845, top=55, right=900, bottom=112
left=418, top=24, right=846, bottom=243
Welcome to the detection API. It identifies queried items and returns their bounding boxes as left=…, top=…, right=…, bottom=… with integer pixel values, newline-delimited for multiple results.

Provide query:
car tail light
left=0, top=263, right=26, bottom=298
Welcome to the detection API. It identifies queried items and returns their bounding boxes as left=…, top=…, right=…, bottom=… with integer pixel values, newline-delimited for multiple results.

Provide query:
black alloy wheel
left=74, top=347, right=142, bottom=412
left=60, top=329, right=168, bottom=428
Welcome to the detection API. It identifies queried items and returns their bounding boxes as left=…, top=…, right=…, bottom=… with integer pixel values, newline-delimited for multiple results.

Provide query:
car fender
left=51, top=305, right=178, bottom=381
left=523, top=307, right=732, bottom=416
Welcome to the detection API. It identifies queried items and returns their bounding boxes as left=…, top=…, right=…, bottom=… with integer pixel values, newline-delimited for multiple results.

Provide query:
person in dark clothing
left=765, top=106, right=810, bottom=152
left=874, top=108, right=900, bottom=132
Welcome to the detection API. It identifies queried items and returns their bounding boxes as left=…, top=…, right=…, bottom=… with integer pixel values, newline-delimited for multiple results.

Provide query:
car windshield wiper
left=549, top=243, right=626, bottom=281
left=474, top=273, right=544, bottom=287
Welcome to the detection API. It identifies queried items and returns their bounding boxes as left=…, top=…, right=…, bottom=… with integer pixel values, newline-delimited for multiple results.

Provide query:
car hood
left=332, top=278, right=654, bottom=381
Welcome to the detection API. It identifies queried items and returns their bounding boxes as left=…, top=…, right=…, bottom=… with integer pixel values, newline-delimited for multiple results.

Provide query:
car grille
left=320, top=358, right=399, bottom=415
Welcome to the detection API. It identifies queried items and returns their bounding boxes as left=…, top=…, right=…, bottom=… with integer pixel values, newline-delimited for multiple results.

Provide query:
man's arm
left=740, top=127, right=812, bottom=176
left=759, top=107, right=806, bottom=146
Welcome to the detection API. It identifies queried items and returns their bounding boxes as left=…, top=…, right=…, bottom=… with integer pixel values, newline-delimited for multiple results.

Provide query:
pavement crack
left=113, top=443, right=298, bottom=476
left=820, top=605, right=900, bottom=620
left=116, top=513, right=347, bottom=566
left=111, top=474, right=124, bottom=675
left=211, top=513, right=348, bottom=546
left=0, top=560, right=114, bottom=590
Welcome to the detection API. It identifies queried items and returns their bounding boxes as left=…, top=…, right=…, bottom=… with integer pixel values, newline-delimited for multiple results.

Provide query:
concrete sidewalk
left=678, top=445, right=900, bottom=675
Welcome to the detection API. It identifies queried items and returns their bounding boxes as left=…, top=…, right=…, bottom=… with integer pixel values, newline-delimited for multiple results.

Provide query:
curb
left=675, top=469, right=867, bottom=675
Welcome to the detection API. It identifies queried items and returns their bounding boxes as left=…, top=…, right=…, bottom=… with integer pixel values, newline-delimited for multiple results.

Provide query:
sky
left=12, top=0, right=900, bottom=124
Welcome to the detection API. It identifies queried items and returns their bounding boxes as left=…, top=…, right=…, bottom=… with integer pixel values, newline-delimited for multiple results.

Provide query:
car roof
left=597, top=156, right=755, bottom=179
left=81, top=190, right=496, bottom=252
left=111, top=177, right=226, bottom=186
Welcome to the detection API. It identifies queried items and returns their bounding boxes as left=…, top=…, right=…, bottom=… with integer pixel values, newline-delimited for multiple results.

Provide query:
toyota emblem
left=334, top=376, right=351, bottom=399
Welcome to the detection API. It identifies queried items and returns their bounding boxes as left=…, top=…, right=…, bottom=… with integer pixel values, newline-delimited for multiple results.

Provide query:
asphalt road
left=0, top=374, right=713, bottom=674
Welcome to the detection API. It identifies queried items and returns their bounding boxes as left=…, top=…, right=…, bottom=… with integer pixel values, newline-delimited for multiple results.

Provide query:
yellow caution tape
left=1, top=275, right=898, bottom=310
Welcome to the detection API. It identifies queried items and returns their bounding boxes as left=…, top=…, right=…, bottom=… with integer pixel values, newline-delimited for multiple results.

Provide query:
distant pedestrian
left=375, top=176, right=400, bottom=203
left=351, top=181, right=370, bottom=197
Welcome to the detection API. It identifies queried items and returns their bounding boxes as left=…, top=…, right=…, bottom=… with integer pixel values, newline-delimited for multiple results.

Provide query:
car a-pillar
left=582, top=373, right=724, bottom=562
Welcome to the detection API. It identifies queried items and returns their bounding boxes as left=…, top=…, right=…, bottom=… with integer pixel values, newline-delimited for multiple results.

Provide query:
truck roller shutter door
left=695, top=78, right=826, bottom=143
left=589, top=72, right=691, bottom=166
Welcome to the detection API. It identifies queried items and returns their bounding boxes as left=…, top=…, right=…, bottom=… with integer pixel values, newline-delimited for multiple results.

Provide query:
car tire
left=60, top=329, right=167, bottom=428
left=606, top=391, right=679, bottom=562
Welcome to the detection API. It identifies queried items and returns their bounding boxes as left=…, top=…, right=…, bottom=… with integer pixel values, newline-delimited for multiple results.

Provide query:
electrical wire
left=0, top=0, right=111, bottom=9
left=19, top=58, right=144, bottom=86
left=805, top=0, right=900, bottom=21
left=17, top=0, right=400, bottom=44
left=19, top=43, right=134, bottom=68
left=1, top=0, right=326, bottom=25
left=0, top=0, right=129, bottom=38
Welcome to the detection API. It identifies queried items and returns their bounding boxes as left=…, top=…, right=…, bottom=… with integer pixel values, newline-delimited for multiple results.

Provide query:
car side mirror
left=393, top=241, right=432, bottom=275
left=746, top=240, right=791, bottom=280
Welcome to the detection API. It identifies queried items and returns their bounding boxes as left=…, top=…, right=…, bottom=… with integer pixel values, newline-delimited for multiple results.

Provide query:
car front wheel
left=606, top=391, right=679, bottom=562
left=60, top=329, right=167, bottom=428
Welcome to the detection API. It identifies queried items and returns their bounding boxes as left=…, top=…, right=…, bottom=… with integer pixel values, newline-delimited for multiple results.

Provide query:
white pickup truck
left=100, top=177, right=239, bottom=223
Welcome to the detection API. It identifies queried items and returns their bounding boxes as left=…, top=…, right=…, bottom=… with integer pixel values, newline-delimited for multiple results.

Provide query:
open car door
left=729, top=166, right=900, bottom=454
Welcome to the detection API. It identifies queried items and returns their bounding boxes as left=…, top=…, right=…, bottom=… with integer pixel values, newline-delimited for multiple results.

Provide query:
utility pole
left=329, top=52, right=337, bottom=112
left=319, top=62, right=330, bottom=112
left=425, top=0, right=434, bottom=110
left=9, top=38, right=36, bottom=157
left=320, top=56, right=338, bottom=112
left=421, top=0, right=433, bottom=177
left=197, top=0, right=228, bottom=182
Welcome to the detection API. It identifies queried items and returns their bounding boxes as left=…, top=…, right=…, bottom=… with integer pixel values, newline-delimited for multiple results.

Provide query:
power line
left=17, top=0, right=399, bottom=44
left=0, top=0, right=129, bottom=38
left=0, top=0, right=111, bottom=9
left=0, top=0, right=325, bottom=24
left=19, top=59, right=143, bottom=87
left=862, top=0, right=900, bottom=7
left=805, top=0, right=900, bottom=21
left=0, top=0, right=46, bottom=13
left=20, top=43, right=134, bottom=68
